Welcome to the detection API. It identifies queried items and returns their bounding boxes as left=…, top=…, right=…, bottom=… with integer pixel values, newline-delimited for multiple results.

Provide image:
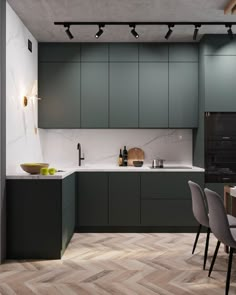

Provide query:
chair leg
left=192, top=224, right=202, bottom=254
left=225, top=247, right=234, bottom=295
left=208, top=240, right=221, bottom=277
left=203, top=227, right=211, bottom=270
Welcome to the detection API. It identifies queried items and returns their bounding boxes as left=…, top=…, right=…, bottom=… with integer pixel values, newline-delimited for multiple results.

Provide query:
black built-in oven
left=205, top=112, right=236, bottom=183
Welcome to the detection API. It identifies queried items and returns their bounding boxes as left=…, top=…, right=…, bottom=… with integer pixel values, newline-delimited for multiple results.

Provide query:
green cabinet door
left=81, top=63, right=109, bottom=128
left=169, top=62, right=198, bottom=128
left=62, top=174, right=75, bottom=254
left=39, top=43, right=80, bottom=62
left=109, top=63, right=139, bottom=128
left=109, top=43, right=138, bottom=62
left=139, top=63, right=168, bottom=127
left=77, top=173, right=109, bottom=226
left=139, top=43, right=168, bottom=62
left=109, top=173, right=140, bottom=226
left=81, top=43, right=108, bottom=61
left=169, top=43, right=199, bottom=62
left=205, top=56, right=236, bottom=112
left=38, top=62, right=80, bottom=128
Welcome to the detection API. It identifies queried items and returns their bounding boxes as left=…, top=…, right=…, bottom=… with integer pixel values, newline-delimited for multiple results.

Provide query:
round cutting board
left=128, top=148, right=145, bottom=166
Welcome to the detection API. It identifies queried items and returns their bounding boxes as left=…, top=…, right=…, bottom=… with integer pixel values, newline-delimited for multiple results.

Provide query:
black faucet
left=77, top=143, right=85, bottom=166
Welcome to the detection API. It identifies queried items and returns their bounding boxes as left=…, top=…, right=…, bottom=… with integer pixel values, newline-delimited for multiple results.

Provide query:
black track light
left=226, top=24, right=234, bottom=40
left=64, top=25, right=74, bottom=40
left=95, top=25, right=104, bottom=39
left=165, top=24, right=174, bottom=40
left=130, top=25, right=139, bottom=39
left=193, top=25, right=201, bottom=41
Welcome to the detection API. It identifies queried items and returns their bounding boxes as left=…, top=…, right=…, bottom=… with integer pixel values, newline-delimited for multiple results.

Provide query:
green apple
left=48, top=168, right=56, bottom=175
left=40, top=167, right=49, bottom=175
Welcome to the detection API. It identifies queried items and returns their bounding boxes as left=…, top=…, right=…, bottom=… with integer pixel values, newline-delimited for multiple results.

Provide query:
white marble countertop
left=6, top=165, right=205, bottom=180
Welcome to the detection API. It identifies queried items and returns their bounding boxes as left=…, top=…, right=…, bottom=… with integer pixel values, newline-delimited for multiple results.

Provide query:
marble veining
left=39, top=129, right=193, bottom=168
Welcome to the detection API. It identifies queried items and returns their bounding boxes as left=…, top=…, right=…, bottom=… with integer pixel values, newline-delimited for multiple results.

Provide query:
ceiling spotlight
left=64, top=24, right=74, bottom=40
left=95, top=25, right=104, bottom=39
left=193, top=25, right=201, bottom=41
left=130, top=25, right=139, bottom=39
left=165, top=24, right=174, bottom=40
left=226, top=24, right=234, bottom=40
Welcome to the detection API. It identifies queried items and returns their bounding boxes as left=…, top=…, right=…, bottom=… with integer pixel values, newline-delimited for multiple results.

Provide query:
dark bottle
left=118, top=149, right=123, bottom=166
left=122, top=146, right=128, bottom=166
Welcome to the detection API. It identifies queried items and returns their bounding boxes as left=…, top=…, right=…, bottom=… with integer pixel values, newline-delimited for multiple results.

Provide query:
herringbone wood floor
left=0, top=233, right=236, bottom=294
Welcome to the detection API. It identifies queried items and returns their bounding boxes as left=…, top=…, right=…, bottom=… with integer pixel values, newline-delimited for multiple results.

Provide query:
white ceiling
left=7, top=0, right=236, bottom=42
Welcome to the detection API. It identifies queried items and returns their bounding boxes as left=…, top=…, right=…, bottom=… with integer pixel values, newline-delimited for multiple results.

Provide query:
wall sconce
left=23, top=80, right=41, bottom=107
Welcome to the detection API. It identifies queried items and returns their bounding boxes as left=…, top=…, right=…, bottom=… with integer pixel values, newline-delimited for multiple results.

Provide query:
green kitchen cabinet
left=38, top=62, right=81, bottom=128
left=81, top=63, right=109, bottom=128
left=169, top=62, right=198, bottom=128
left=205, top=56, right=236, bottom=112
left=139, top=43, right=168, bottom=62
left=7, top=174, right=76, bottom=259
left=169, top=43, right=199, bottom=62
left=81, top=43, right=108, bottom=62
left=109, top=43, right=139, bottom=62
left=109, top=173, right=140, bottom=226
left=141, top=172, right=204, bottom=227
left=139, top=63, right=168, bottom=128
left=109, top=62, right=139, bottom=128
left=201, top=35, right=236, bottom=56
left=77, top=173, right=109, bottom=227
left=39, top=43, right=80, bottom=62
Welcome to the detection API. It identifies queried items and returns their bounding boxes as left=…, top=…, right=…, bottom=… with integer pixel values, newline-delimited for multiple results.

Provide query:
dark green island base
left=7, top=171, right=204, bottom=259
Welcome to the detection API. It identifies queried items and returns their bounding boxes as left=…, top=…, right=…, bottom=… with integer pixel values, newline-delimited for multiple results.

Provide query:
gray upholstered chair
left=205, top=188, right=236, bottom=295
left=188, top=181, right=210, bottom=270
left=188, top=181, right=236, bottom=270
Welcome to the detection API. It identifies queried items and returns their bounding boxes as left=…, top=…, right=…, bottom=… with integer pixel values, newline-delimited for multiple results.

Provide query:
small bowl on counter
left=20, top=163, right=49, bottom=174
left=133, top=161, right=143, bottom=167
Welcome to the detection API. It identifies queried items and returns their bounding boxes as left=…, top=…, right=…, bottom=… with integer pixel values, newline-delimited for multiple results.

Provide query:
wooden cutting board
left=128, top=148, right=144, bottom=166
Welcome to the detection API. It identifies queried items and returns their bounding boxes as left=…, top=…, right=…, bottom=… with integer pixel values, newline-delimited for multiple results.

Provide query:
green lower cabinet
left=109, top=173, right=140, bottom=226
left=7, top=174, right=75, bottom=259
left=141, top=172, right=204, bottom=227
left=141, top=200, right=196, bottom=226
left=77, top=173, right=109, bottom=226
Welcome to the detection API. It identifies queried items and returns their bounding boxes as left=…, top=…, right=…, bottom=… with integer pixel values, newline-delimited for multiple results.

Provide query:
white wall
left=40, top=129, right=192, bottom=168
left=6, top=3, right=43, bottom=174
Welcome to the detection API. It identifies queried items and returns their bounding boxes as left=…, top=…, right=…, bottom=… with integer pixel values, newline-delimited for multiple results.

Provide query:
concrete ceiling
left=7, top=0, right=236, bottom=42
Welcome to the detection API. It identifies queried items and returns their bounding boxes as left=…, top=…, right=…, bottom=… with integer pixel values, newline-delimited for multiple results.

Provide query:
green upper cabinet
left=81, top=43, right=108, bottom=61
left=169, top=43, right=199, bottom=62
left=109, top=43, right=139, bottom=62
left=39, top=43, right=80, bottom=62
left=139, top=63, right=168, bottom=128
left=169, top=62, right=198, bottom=128
left=109, top=62, right=139, bottom=128
left=38, top=62, right=80, bottom=128
left=205, top=56, right=236, bottom=112
left=81, top=63, right=109, bottom=128
left=139, top=43, right=168, bottom=62
left=201, top=35, right=236, bottom=56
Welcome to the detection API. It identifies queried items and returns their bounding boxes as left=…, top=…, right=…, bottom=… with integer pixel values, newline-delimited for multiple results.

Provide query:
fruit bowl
left=20, top=163, right=49, bottom=174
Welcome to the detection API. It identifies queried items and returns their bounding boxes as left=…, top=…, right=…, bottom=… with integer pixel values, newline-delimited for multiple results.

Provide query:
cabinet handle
left=222, top=137, right=231, bottom=140
left=223, top=177, right=230, bottom=181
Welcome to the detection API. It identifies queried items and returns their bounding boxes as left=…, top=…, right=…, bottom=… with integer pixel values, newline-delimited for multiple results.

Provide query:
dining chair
left=205, top=188, right=236, bottom=295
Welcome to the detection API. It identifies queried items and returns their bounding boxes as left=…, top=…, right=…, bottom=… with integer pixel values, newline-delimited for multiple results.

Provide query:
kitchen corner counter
left=6, top=165, right=205, bottom=180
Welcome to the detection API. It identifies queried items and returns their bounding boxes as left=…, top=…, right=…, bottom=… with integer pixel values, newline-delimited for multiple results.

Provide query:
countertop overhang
left=6, top=165, right=205, bottom=180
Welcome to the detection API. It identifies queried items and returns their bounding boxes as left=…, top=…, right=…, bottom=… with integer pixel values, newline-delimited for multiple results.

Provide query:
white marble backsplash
left=39, top=129, right=192, bottom=168
left=6, top=3, right=43, bottom=174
